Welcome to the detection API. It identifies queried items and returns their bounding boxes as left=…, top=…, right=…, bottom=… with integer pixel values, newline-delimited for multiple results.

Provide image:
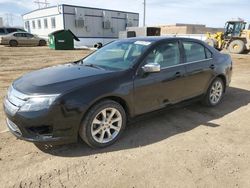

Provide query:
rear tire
left=228, top=40, right=245, bottom=54
left=9, top=40, right=18, bottom=47
left=79, top=100, right=126, bottom=148
left=202, top=77, right=225, bottom=107
left=39, top=40, right=46, bottom=46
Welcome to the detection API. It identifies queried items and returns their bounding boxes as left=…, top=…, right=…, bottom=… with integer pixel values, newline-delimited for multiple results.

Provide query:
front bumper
left=3, top=96, right=87, bottom=144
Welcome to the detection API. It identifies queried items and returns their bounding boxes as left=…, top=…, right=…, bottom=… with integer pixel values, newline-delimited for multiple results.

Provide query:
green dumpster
left=48, top=30, right=80, bottom=50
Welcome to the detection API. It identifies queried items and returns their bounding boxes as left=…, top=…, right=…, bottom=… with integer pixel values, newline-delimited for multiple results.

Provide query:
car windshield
left=81, top=40, right=152, bottom=70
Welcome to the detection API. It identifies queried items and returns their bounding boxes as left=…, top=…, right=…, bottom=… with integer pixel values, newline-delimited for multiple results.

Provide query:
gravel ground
left=0, top=46, right=250, bottom=188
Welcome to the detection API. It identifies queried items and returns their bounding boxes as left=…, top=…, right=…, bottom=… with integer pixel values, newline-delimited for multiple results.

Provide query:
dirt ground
left=0, top=46, right=250, bottom=188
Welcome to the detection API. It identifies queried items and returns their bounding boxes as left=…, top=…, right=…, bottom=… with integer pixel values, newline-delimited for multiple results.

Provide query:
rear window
left=183, top=42, right=207, bottom=62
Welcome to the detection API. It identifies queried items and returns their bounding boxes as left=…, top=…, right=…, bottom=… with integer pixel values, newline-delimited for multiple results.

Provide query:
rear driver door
left=181, top=40, right=214, bottom=98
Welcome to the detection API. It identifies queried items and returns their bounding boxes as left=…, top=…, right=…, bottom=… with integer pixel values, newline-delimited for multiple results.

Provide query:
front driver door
left=133, top=40, right=187, bottom=116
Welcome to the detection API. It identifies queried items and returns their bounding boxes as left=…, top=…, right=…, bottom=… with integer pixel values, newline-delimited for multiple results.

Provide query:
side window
left=51, top=17, right=56, bottom=28
left=144, top=42, right=180, bottom=68
left=21, top=33, right=26, bottom=37
left=26, top=33, right=34, bottom=38
left=205, top=48, right=212, bottom=58
left=13, top=33, right=22, bottom=37
left=183, top=42, right=206, bottom=62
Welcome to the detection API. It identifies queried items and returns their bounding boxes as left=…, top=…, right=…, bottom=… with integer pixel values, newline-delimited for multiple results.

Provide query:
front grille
left=6, top=118, right=22, bottom=136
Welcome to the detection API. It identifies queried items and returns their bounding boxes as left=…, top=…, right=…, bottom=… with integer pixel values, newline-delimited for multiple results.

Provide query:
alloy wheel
left=91, top=108, right=122, bottom=144
left=209, top=80, right=223, bottom=105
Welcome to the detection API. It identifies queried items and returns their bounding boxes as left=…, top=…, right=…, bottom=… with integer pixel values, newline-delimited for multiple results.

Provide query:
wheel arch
left=216, top=74, right=227, bottom=92
left=84, top=95, right=131, bottom=120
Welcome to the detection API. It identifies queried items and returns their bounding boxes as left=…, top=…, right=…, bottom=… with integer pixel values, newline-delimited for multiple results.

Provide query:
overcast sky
left=0, top=0, right=249, bottom=27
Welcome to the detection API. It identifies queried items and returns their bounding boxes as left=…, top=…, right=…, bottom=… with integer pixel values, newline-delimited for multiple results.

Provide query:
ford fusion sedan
left=3, top=37, right=232, bottom=148
left=0, top=32, right=47, bottom=47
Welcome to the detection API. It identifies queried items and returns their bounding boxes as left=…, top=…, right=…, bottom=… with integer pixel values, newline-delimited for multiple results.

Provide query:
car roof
left=0, top=27, right=24, bottom=29
left=119, top=36, right=204, bottom=43
left=10, top=32, right=30, bottom=34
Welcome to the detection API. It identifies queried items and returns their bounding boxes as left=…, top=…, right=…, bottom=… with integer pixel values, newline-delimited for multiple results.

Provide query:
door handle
left=209, top=64, right=215, bottom=69
left=161, top=71, right=182, bottom=83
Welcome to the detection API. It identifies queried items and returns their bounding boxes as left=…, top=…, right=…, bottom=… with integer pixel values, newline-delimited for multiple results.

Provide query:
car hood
left=13, top=63, right=115, bottom=95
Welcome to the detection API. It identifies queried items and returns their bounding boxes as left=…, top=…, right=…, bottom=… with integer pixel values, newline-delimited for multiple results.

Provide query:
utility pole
left=143, top=0, right=146, bottom=26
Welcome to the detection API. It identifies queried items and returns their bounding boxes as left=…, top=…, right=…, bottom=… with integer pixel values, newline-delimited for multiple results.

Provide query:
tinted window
left=6, top=28, right=17, bottom=33
left=183, top=42, right=207, bottom=62
left=13, top=33, right=23, bottom=37
left=0, top=28, right=5, bottom=34
left=205, top=48, right=212, bottom=58
left=26, top=33, right=34, bottom=38
left=51, top=17, right=56, bottom=28
left=144, top=42, right=180, bottom=68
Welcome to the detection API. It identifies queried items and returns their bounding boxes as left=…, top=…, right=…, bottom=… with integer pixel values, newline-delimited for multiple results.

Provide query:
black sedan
left=3, top=37, right=233, bottom=148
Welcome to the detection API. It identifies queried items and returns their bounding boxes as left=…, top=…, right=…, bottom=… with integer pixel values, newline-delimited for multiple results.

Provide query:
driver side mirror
left=142, top=63, right=161, bottom=73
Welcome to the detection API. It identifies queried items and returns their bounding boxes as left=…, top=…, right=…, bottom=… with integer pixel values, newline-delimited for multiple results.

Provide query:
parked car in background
left=0, top=27, right=26, bottom=35
left=3, top=37, right=232, bottom=148
left=0, top=32, right=47, bottom=47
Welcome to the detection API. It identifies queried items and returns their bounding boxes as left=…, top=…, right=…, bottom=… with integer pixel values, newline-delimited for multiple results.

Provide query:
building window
left=25, top=21, right=30, bottom=30
left=32, top=20, right=35, bottom=29
left=51, top=17, right=56, bottom=28
left=44, top=18, right=48, bottom=29
left=37, top=19, right=41, bottom=29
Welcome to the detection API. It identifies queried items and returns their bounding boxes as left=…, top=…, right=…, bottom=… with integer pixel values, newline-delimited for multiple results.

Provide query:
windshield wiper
left=84, top=63, right=105, bottom=70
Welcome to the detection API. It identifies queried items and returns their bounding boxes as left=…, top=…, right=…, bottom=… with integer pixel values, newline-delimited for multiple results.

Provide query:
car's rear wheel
left=39, top=40, right=46, bottom=46
left=79, top=100, right=126, bottom=148
left=9, top=40, right=18, bottom=47
left=203, top=77, right=224, bottom=107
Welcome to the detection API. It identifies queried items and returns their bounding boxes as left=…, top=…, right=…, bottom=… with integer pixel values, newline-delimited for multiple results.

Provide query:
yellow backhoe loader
left=206, top=20, right=250, bottom=54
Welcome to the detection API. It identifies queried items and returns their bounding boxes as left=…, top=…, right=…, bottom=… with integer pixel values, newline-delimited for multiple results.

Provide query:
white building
left=22, top=4, right=139, bottom=47
left=0, top=17, right=3, bottom=27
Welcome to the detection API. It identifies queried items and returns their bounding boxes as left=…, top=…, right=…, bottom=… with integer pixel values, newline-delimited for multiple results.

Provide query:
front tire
left=9, top=40, right=18, bottom=47
left=79, top=100, right=126, bottom=148
left=202, top=78, right=224, bottom=107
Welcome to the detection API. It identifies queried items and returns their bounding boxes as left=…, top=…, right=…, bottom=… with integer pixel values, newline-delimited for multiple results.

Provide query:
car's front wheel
left=203, top=77, right=224, bottom=106
left=9, top=40, right=18, bottom=47
left=79, top=100, right=126, bottom=148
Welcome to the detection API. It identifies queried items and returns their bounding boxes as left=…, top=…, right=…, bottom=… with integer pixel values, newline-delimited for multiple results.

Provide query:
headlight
left=19, top=95, right=59, bottom=112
